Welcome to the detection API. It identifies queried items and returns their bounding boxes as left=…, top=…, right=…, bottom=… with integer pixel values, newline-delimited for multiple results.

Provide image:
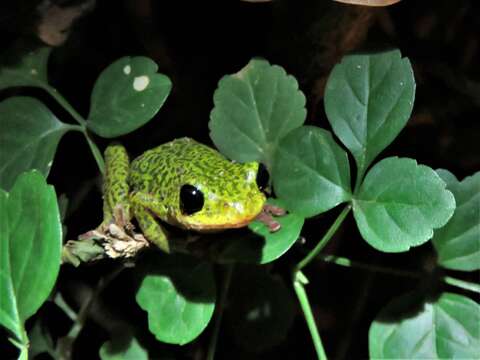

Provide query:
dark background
left=1, top=0, right=479, bottom=359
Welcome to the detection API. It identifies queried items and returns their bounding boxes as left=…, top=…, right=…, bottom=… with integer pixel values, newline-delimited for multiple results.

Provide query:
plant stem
left=42, top=84, right=106, bottom=174
left=291, top=205, right=351, bottom=359
left=43, top=84, right=87, bottom=127
left=57, top=265, right=125, bottom=359
left=444, top=276, right=480, bottom=294
left=320, top=255, right=480, bottom=294
left=292, top=204, right=352, bottom=360
left=85, top=134, right=105, bottom=174
left=293, top=271, right=327, bottom=360
left=9, top=326, right=29, bottom=360
left=319, top=254, right=420, bottom=279
left=207, top=264, right=234, bottom=360
left=295, top=205, right=351, bottom=273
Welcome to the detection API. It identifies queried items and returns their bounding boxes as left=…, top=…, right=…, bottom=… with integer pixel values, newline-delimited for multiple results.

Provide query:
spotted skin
left=102, top=137, right=266, bottom=252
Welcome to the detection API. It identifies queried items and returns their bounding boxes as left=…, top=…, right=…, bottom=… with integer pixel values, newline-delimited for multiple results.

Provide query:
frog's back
left=128, top=137, right=226, bottom=193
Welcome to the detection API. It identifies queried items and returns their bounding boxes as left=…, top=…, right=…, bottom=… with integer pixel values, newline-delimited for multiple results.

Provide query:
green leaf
left=87, top=56, right=172, bottom=138
left=0, top=47, right=51, bottom=90
left=99, top=336, right=148, bottom=360
left=432, top=170, right=480, bottom=271
left=0, top=96, right=70, bottom=191
left=352, top=157, right=455, bottom=252
left=272, top=126, right=351, bottom=217
left=324, top=49, right=415, bottom=178
left=135, top=253, right=216, bottom=345
left=29, top=317, right=55, bottom=358
left=214, top=199, right=304, bottom=264
left=209, top=58, right=306, bottom=170
left=0, top=171, right=62, bottom=342
left=369, top=292, right=480, bottom=359
left=225, top=266, right=296, bottom=352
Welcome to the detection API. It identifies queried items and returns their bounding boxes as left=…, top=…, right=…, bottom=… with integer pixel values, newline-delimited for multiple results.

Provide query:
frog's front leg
left=102, top=144, right=132, bottom=227
left=130, top=192, right=170, bottom=253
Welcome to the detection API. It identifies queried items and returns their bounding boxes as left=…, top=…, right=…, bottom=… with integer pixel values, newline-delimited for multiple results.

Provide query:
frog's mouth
left=175, top=213, right=260, bottom=232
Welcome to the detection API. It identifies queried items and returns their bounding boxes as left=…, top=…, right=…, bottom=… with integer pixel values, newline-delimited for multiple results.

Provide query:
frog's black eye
left=180, top=184, right=204, bottom=215
left=256, top=163, right=269, bottom=191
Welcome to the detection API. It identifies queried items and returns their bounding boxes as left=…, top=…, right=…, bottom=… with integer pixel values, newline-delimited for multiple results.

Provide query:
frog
left=101, top=137, right=279, bottom=253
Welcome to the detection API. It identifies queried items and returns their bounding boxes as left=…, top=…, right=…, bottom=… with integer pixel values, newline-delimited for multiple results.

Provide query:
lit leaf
left=369, top=292, right=480, bottom=359
left=87, top=56, right=172, bottom=138
left=432, top=170, right=480, bottom=271
left=214, top=199, right=304, bottom=264
left=273, top=126, right=351, bottom=217
left=0, top=171, right=62, bottom=342
left=324, top=49, right=415, bottom=178
left=209, top=58, right=306, bottom=170
left=0, top=97, right=70, bottom=191
left=353, top=157, right=455, bottom=252
left=135, top=254, right=216, bottom=345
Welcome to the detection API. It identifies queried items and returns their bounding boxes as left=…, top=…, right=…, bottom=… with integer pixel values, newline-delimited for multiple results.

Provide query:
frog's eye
left=256, top=163, right=269, bottom=191
left=180, top=184, right=204, bottom=215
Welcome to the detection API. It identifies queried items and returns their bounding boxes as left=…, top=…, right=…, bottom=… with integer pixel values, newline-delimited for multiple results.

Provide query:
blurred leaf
left=273, top=126, right=351, bottom=217
left=369, top=292, right=480, bottom=359
left=0, top=47, right=51, bottom=90
left=324, top=49, right=415, bottom=179
left=136, top=253, right=216, bottom=345
left=87, top=56, right=172, bottom=138
left=225, top=266, right=296, bottom=352
left=353, top=157, right=455, bottom=252
left=432, top=170, right=480, bottom=271
left=334, top=0, right=401, bottom=6
left=215, top=198, right=304, bottom=264
left=29, top=317, right=55, bottom=358
left=0, top=171, right=62, bottom=342
left=209, top=58, right=306, bottom=170
left=0, top=96, right=70, bottom=191
left=99, top=336, right=148, bottom=360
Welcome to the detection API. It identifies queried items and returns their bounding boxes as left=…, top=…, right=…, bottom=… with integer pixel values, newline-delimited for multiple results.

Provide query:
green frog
left=101, top=137, right=275, bottom=253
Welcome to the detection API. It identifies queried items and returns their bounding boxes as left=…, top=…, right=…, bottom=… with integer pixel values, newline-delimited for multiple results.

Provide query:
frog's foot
left=99, top=223, right=149, bottom=259
left=63, top=205, right=148, bottom=266
left=70, top=223, right=149, bottom=262
left=255, top=203, right=287, bottom=232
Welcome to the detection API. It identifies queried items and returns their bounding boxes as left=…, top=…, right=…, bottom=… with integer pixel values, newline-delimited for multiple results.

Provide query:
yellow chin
left=174, top=200, right=265, bottom=232
left=182, top=213, right=260, bottom=232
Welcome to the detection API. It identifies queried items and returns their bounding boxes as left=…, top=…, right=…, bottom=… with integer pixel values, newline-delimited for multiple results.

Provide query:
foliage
left=0, top=45, right=478, bottom=360
left=0, top=171, right=62, bottom=357
left=432, top=170, right=480, bottom=271
left=369, top=292, right=480, bottom=359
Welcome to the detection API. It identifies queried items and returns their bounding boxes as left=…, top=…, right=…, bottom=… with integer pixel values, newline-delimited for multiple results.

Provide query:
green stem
left=54, top=293, right=78, bottom=322
left=85, top=134, right=105, bottom=174
left=444, top=276, right=480, bottom=294
left=42, top=84, right=105, bottom=174
left=291, top=205, right=351, bottom=359
left=9, top=326, right=29, bottom=360
left=57, top=265, right=125, bottom=358
left=320, top=255, right=480, bottom=294
left=319, top=255, right=419, bottom=279
left=295, top=205, right=351, bottom=273
left=293, top=271, right=327, bottom=360
left=207, top=264, right=234, bottom=360
left=43, top=84, right=87, bottom=127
